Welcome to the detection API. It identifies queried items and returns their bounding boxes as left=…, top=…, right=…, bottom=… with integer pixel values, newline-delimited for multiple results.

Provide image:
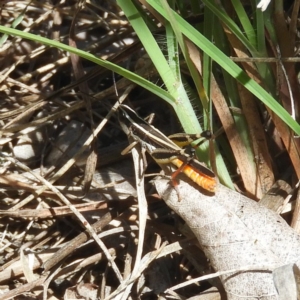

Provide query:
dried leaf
left=154, top=176, right=300, bottom=298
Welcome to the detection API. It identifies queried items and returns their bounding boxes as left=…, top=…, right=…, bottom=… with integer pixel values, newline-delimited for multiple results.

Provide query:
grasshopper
left=118, top=104, right=217, bottom=194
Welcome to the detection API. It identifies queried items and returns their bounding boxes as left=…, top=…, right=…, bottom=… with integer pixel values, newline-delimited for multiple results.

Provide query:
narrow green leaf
left=0, top=25, right=174, bottom=105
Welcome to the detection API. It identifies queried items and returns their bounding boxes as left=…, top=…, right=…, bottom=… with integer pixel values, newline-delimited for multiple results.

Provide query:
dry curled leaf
left=154, top=176, right=300, bottom=299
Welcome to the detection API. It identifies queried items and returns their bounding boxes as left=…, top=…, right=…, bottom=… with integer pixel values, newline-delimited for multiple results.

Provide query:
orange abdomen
left=172, top=158, right=217, bottom=193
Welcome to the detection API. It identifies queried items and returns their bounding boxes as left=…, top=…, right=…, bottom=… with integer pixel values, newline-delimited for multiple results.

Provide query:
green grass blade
left=0, top=25, right=175, bottom=105
left=231, top=0, right=257, bottom=47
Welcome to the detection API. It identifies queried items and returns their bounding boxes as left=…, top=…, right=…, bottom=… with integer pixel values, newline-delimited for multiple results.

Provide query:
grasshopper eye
left=201, top=130, right=212, bottom=139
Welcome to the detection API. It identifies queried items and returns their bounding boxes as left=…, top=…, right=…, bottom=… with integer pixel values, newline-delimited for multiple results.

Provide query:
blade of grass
left=0, top=25, right=174, bottom=105
left=231, top=0, right=257, bottom=47
left=165, top=11, right=180, bottom=80
left=202, top=5, right=214, bottom=127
